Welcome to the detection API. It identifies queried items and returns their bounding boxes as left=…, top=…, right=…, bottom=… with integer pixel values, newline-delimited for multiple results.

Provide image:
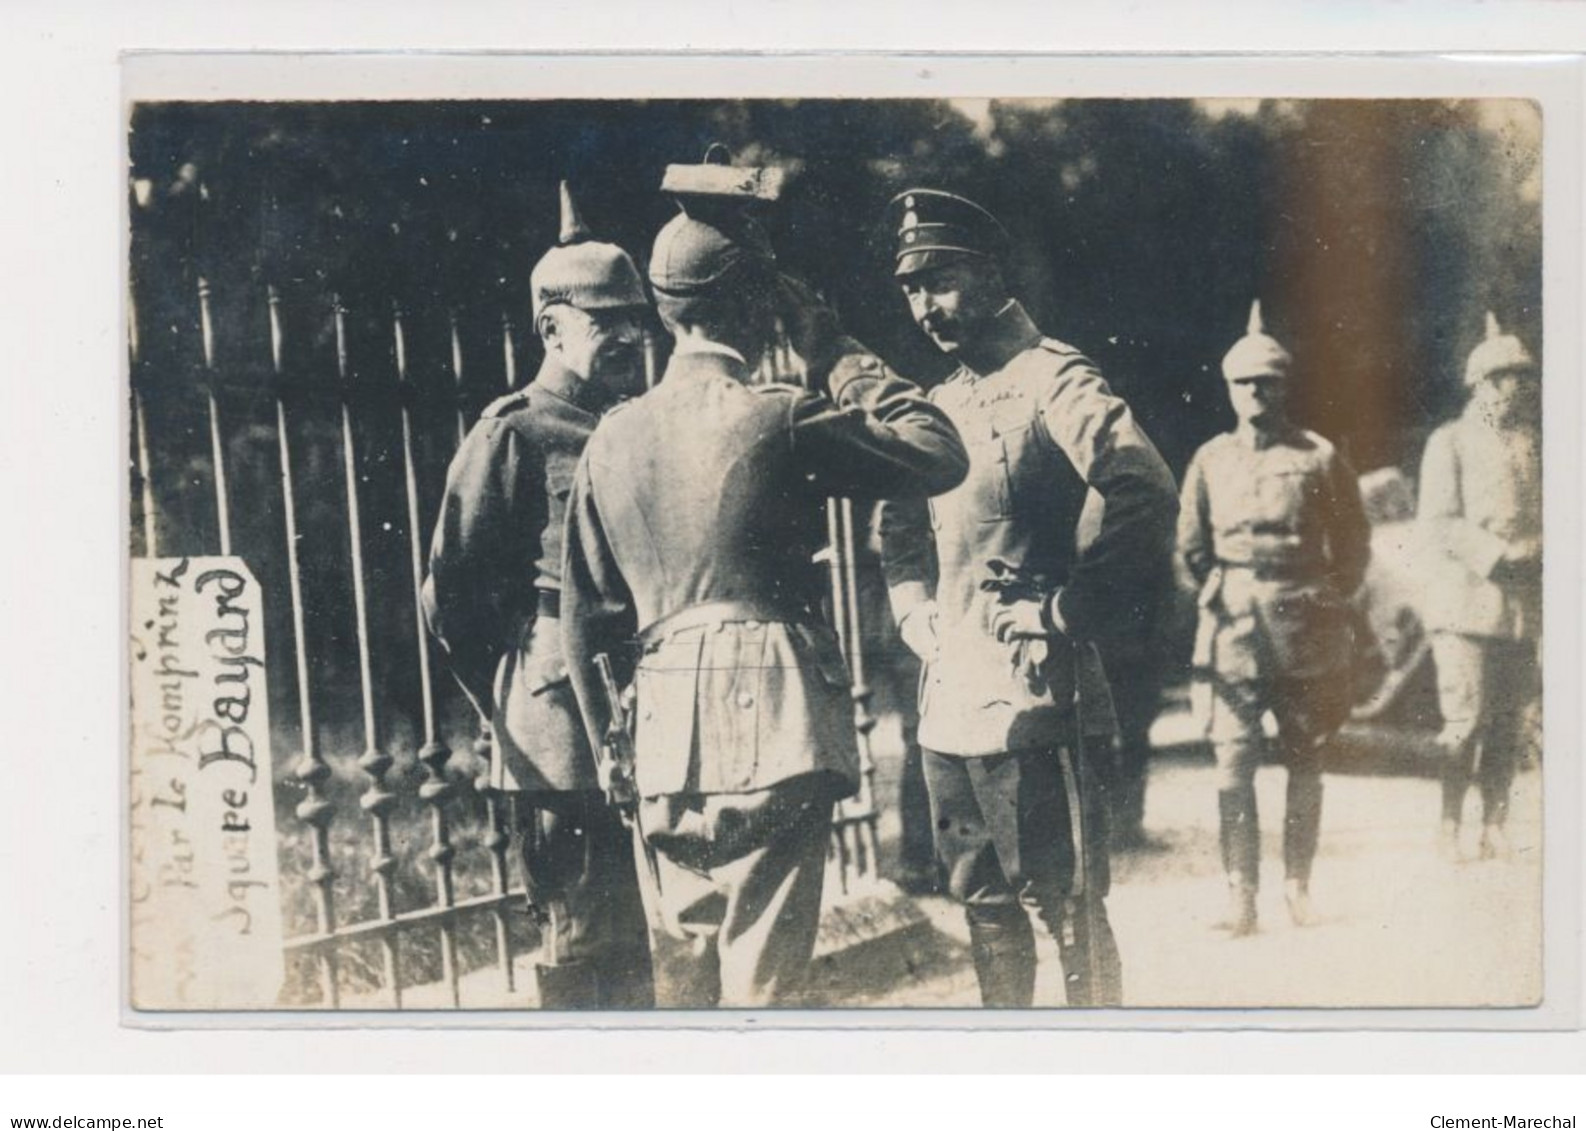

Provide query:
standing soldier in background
left=879, top=189, right=1178, bottom=1007
left=1177, top=301, right=1371, bottom=937
left=1417, top=313, right=1542, bottom=862
left=562, top=197, right=968, bottom=1007
left=423, top=184, right=654, bottom=1009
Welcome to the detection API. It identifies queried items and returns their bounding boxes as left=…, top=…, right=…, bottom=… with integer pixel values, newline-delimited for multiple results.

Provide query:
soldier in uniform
left=423, top=183, right=654, bottom=1008
left=561, top=201, right=968, bottom=1008
left=1418, top=313, right=1541, bottom=861
left=878, top=189, right=1179, bottom=1007
left=1177, top=301, right=1371, bottom=936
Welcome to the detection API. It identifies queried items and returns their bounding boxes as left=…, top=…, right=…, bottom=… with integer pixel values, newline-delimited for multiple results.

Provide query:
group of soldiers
left=422, top=158, right=1543, bottom=1009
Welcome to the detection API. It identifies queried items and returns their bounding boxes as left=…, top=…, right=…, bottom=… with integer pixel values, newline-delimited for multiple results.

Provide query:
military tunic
left=1417, top=409, right=1542, bottom=829
left=562, top=341, right=967, bottom=1006
left=880, top=300, right=1177, bottom=1006
left=424, top=357, right=651, bottom=1003
left=881, top=302, right=1178, bottom=756
left=1177, top=423, right=1371, bottom=748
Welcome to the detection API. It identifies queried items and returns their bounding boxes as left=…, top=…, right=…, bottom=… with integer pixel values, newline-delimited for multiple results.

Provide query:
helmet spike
left=558, top=180, right=592, bottom=246
left=1485, top=310, right=1502, bottom=340
left=1247, top=298, right=1265, bottom=336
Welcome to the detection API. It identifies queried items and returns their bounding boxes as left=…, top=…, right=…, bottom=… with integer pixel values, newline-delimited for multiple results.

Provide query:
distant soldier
left=561, top=200, right=968, bottom=1007
left=1418, top=313, right=1541, bottom=861
left=878, top=189, right=1178, bottom=1007
left=1177, top=301, right=1371, bottom=936
left=423, top=184, right=654, bottom=1008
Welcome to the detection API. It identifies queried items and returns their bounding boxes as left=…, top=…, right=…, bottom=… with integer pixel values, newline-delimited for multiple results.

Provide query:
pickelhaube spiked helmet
left=1464, top=311, right=1536, bottom=386
left=529, top=181, right=648, bottom=321
left=1221, top=300, right=1293, bottom=382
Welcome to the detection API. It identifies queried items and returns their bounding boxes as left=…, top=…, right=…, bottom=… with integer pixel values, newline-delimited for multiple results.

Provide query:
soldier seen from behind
left=561, top=182, right=968, bottom=1007
left=423, top=184, right=654, bottom=1009
left=1177, top=301, right=1371, bottom=937
left=878, top=189, right=1179, bottom=1007
left=1417, top=313, right=1542, bottom=863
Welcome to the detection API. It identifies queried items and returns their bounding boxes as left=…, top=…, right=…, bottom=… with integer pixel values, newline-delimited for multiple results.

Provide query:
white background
left=3, top=0, right=1586, bottom=1116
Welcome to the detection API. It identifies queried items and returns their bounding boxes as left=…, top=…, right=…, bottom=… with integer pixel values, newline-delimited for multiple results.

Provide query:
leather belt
left=536, top=588, right=561, bottom=620
left=637, top=598, right=815, bottom=651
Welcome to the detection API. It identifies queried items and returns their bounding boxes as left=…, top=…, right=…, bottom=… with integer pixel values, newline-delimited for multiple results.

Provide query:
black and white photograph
left=125, top=78, right=1553, bottom=1016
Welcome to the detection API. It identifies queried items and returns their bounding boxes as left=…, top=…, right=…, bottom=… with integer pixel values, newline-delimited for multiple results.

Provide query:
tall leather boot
left=966, top=904, right=1037, bottom=1008
left=1283, top=771, right=1323, bottom=926
left=594, top=943, right=657, bottom=1010
left=1216, top=785, right=1260, bottom=937
left=535, top=961, right=603, bottom=1009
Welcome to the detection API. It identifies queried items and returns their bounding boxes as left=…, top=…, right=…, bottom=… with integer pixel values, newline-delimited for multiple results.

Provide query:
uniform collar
left=1234, top=418, right=1297, bottom=451
left=956, top=299, right=1043, bottom=378
left=667, top=338, right=750, bottom=381
left=534, top=356, right=618, bottom=415
left=672, top=338, right=748, bottom=366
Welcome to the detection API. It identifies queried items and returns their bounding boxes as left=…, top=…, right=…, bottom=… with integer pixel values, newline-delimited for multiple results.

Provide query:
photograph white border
left=117, top=49, right=1584, bottom=1035
left=3, top=0, right=1583, bottom=1078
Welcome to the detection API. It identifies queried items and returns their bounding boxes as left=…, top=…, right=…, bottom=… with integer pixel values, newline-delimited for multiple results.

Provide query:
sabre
left=982, top=557, right=1108, bottom=1005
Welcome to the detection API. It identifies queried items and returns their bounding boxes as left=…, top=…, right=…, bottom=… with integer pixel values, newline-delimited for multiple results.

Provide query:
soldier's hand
left=898, top=601, right=941, bottom=661
left=991, top=598, right=1049, bottom=642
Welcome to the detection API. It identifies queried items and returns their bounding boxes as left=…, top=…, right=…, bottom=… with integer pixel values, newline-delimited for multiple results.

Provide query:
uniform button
left=744, top=619, right=761, bottom=630
left=738, top=692, right=755, bottom=710
left=643, top=707, right=654, bottom=721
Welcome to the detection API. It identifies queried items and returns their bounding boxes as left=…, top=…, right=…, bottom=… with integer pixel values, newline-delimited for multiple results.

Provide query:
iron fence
left=129, top=263, right=886, bottom=1008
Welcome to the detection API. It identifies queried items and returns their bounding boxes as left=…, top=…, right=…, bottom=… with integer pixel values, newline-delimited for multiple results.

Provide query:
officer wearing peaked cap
left=1177, top=301, right=1371, bottom=936
left=878, top=188, right=1178, bottom=1007
left=423, top=181, right=654, bottom=1009
left=562, top=192, right=969, bottom=1008
left=1418, top=312, right=1541, bottom=862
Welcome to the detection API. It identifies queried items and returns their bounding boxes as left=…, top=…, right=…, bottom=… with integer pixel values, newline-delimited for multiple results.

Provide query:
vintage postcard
left=121, top=53, right=1578, bottom=1025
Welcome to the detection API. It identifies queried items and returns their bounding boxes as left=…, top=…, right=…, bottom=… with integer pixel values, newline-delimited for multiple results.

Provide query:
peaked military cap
left=885, top=188, right=1011, bottom=277
left=1222, top=299, right=1293, bottom=382
left=1465, top=311, right=1537, bottom=386
left=530, top=181, right=648, bottom=320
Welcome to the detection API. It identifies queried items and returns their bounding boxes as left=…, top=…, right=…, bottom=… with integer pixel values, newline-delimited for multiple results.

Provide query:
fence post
left=269, top=285, right=339, bottom=1007
left=394, top=301, right=462, bottom=1007
left=197, top=277, right=233, bottom=556
left=326, top=294, right=404, bottom=1006
left=128, top=285, right=158, bottom=558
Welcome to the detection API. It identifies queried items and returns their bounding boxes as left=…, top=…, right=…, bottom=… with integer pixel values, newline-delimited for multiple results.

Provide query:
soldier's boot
left=535, top=961, right=603, bottom=1010
left=593, top=943, right=657, bottom=1010
left=1479, top=766, right=1513, bottom=861
left=1215, top=786, right=1260, bottom=937
left=1283, top=772, right=1323, bottom=927
left=965, top=904, right=1037, bottom=1009
left=1051, top=897, right=1124, bottom=1007
left=1440, top=738, right=1472, bottom=845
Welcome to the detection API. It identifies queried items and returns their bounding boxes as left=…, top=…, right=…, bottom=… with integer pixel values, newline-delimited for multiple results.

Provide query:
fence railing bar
left=281, top=888, right=523, bottom=950
left=270, top=284, right=339, bottom=1007
left=501, top=313, right=518, bottom=390
left=475, top=728, right=516, bottom=995
left=197, top=277, right=233, bottom=556
left=448, top=310, right=467, bottom=446
left=394, top=301, right=461, bottom=1008
left=838, top=496, right=883, bottom=880
left=129, top=286, right=158, bottom=558
left=328, top=294, right=402, bottom=1007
